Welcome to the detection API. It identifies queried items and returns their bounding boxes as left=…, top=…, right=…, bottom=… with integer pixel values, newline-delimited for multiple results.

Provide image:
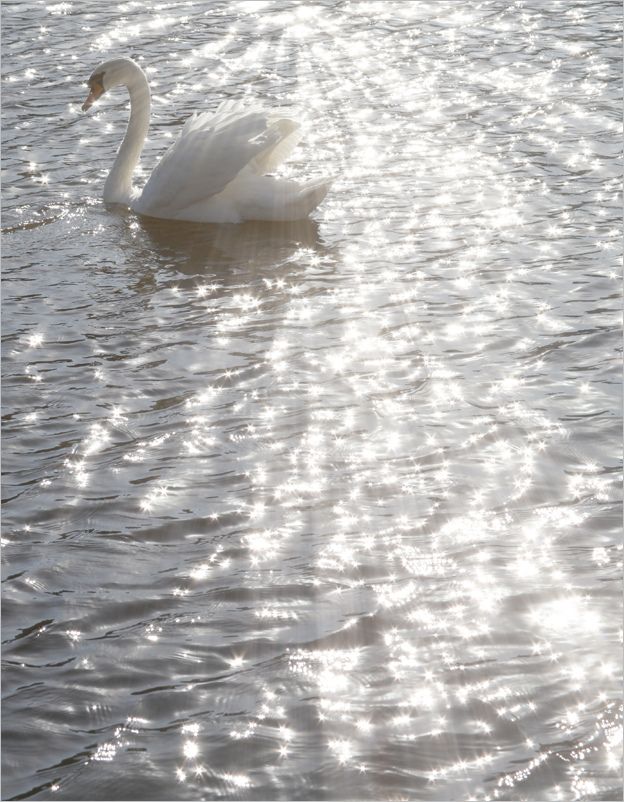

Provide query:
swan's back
left=133, top=101, right=330, bottom=223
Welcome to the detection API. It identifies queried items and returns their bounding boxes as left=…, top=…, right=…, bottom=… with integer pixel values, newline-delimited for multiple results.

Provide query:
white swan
left=81, top=57, right=332, bottom=223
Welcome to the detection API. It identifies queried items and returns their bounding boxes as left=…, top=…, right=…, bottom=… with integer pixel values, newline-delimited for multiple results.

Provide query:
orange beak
left=82, top=83, right=104, bottom=112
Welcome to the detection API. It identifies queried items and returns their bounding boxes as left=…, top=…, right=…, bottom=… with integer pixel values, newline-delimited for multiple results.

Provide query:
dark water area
left=2, top=1, right=622, bottom=800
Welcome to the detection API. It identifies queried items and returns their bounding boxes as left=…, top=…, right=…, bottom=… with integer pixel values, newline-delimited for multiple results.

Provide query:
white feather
left=84, top=58, right=332, bottom=224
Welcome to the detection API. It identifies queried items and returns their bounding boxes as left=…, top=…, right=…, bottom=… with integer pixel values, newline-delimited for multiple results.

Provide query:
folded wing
left=134, top=100, right=301, bottom=218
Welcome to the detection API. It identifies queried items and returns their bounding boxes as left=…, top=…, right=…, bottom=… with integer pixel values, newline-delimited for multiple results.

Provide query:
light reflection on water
left=2, top=1, right=621, bottom=800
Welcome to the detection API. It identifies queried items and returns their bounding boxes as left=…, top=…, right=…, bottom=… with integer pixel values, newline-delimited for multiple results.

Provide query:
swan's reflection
left=93, top=204, right=334, bottom=299
left=136, top=214, right=327, bottom=277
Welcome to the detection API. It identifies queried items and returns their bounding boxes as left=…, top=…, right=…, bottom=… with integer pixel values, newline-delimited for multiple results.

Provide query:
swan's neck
left=103, top=69, right=150, bottom=205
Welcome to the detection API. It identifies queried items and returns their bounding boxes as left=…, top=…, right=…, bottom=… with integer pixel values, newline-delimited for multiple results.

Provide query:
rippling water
left=2, top=1, right=622, bottom=800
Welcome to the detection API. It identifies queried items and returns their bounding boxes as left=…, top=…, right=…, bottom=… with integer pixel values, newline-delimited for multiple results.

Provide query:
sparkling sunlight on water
left=2, top=1, right=621, bottom=800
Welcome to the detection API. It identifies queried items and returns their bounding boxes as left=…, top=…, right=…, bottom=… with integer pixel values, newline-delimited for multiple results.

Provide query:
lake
left=2, top=1, right=621, bottom=800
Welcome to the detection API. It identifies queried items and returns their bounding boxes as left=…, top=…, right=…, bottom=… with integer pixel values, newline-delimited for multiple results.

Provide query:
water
left=2, top=1, right=622, bottom=800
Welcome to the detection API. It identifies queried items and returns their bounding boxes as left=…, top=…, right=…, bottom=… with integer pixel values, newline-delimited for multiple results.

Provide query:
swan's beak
left=82, top=85, right=104, bottom=112
left=82, top=74, right=105, bottom=112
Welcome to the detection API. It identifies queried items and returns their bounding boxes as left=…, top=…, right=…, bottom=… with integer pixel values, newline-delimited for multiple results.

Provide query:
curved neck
left=103, top=67, right=150, bottom=205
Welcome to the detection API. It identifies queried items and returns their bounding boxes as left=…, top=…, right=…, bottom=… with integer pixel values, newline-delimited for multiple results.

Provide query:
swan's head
left=82, top=57, right=144, bottom=112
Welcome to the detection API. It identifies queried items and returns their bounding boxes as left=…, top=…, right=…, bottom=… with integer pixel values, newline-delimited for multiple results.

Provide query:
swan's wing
left=135, top=102, right=299, bottom=218
left=249, top=116, right=302, bottom=174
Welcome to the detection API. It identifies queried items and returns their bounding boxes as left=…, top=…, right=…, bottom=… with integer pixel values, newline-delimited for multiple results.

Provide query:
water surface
left=2, top=1, right=622, bottom=800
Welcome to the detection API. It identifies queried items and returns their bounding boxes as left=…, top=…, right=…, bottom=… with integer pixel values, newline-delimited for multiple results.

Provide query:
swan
left=81, top=57, right=332, bottom=223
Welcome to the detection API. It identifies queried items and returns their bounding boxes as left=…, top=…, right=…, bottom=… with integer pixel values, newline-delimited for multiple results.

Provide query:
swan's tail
left=293, top=176, right=333, bottom=218
left=229, top=173, right=334, bottom=222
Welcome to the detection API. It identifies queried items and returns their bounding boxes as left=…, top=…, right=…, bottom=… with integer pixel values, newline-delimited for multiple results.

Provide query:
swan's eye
left=88, top=73, right=105, bottom=93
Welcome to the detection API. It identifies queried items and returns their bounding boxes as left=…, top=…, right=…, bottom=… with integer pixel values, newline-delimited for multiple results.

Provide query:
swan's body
left=82, top=58, right=331, bottom=223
